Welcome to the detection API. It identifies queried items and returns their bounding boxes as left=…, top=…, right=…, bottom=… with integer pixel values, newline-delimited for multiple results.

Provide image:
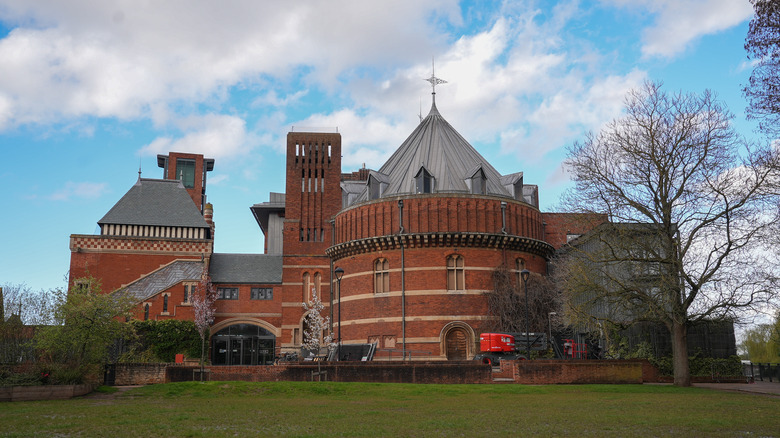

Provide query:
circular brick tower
left=327, top=95, right=553, bottom=360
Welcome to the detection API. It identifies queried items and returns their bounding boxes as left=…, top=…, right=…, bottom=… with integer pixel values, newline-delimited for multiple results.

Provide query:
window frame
left=374, top=258, right=390, bottom=294
left=447, top=255, right=465, bottom=291
left=175, top=158, right=196, bottom=188
left=250, top=287, right=273, bottom=300
left=516, top=258, right=526, bottom=285
left=217, top=287, right=239, bottom=300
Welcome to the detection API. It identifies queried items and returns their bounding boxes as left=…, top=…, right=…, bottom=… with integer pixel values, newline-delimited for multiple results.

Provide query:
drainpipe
left=329, top=219, right=336, bottom=335
left=501, top=201, right=508, bottom=266
left=500, top=201, right=507, bottom=234
left=398, top=199, right=406, bottom=360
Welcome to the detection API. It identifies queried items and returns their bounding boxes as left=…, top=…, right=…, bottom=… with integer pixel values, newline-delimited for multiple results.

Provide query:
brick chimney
left=204, top=203, right=215, bottom=239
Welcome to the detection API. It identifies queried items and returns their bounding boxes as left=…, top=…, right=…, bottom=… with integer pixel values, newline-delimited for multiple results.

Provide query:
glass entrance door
left=211, top=324, right=276, bottom=365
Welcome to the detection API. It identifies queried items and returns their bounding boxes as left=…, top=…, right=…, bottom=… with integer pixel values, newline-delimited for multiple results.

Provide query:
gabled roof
left=113, top=260, right=204, bottom=302
left=346, top=98, right=513, bottom=206
left=99, top=178, right=209, bottom=228
left=209, top=253, right=282, bottom=284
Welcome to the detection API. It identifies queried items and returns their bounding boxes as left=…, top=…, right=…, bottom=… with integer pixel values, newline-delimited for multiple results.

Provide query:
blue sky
left=0, top=0, right=760, bottom=292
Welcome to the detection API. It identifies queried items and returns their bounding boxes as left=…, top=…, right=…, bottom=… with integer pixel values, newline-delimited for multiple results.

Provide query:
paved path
left=693, top=381, right=780, bottom=397
left=81, top=385, right=140, bottom=400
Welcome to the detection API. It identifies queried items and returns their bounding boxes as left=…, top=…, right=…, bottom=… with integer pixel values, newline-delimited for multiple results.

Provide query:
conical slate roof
left=348, top=96, right=514, bottom=205
left=99, top=178, right=210, bottom=228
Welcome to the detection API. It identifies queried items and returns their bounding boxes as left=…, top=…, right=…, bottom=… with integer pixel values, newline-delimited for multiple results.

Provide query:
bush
left=123, top=320, right=201, bottom=363
left=649, top=354, right=742, bottom=377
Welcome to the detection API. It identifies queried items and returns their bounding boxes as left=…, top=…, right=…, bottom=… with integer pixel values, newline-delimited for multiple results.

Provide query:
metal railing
left=743, top=362, right=780, bottom=383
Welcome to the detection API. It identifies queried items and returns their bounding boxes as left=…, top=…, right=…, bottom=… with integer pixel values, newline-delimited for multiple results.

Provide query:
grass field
left=1, top=382, right=778, bottom=437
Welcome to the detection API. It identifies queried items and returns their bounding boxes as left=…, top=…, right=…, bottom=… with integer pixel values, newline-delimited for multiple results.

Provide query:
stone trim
left=326, top=232, right=553, bottom=260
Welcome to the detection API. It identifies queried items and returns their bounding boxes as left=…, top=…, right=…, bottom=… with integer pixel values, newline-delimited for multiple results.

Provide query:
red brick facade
left=68, top=235, right=210, bottom=294
left=68, top=125, right=604, bottom=364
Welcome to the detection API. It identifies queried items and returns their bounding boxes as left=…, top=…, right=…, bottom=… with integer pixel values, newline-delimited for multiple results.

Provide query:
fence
left=743, top=362, right=780, bottom=383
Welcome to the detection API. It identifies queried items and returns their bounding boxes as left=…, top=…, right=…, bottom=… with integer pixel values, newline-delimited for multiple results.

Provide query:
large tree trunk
left=671, top=321, right=691, bottom=387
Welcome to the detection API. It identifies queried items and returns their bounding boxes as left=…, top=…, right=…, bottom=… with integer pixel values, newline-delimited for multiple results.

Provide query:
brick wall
left=114, top=363, right=168, bottom=385
left=335, top=195, right=546, bottom=243
left=542, top=212, right=607, bottom=249
left=69, top=235, right=211, bottom=293
left=508, top=359, right=647, bottom=384
left=166, top=361, right=491, bottom=384
left=159, top=361, right=658, bottom=385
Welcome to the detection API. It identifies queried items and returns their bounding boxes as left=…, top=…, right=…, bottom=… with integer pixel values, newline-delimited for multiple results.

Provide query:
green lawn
left=1, top=382, right=778, bottom=437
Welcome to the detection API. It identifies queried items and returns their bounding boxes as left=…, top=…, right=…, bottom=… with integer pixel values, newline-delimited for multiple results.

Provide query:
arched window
left=415, top=167, right=434, bottom=194
left=302, top=272, right=310, bottom=301
left=516, top=258, right=526, bottom=285
left=374, top=258, right=389, bottom=293
left=314, top=272, right=322, bottom=299
left=447, top=255, right=465, bottom=291
left=163, top=294, right=169, bottom=313
left=143, top=303, right=150, bottom=321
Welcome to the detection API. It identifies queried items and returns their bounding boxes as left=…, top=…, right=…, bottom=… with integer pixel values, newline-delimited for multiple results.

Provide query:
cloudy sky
left=1, top=0, right=759, bottom=291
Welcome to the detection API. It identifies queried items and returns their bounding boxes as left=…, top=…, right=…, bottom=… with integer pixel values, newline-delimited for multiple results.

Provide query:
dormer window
left=470, top=168, right=487, bottom=195
left=415, top=167, right=434, bottom=194
left=514, top=180, right=523, bottom=200
left=368, top=175, right=386, bottom=200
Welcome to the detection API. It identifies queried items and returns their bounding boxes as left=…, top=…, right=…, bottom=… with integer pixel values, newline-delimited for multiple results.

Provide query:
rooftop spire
left=424, top=57, right=447, bottom=105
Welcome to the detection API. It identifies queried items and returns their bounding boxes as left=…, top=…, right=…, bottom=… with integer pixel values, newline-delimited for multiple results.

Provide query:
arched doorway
left=445, top=328, right=468, bottom=360
left=211, top=323, right=275, bottom=365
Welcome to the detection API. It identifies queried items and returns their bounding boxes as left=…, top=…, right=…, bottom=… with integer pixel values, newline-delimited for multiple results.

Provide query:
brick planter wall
left=0, top=384, right=93, bottom=402
left=166, top=361, right=491, bottom=384
left=130, top=360, right=663, bottom=385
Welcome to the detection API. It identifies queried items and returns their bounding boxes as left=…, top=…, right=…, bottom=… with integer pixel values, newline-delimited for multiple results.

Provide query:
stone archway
left=445, top=328, right=468, bottom=360
left=440, top=322, right=476, bottom=360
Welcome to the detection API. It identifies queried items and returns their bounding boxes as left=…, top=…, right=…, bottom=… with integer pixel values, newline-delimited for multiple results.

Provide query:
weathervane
left=424, top=58, right=447, bottom=94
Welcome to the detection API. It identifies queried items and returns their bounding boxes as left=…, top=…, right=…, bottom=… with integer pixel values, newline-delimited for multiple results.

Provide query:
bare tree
left=1, top=283, right=59, bottom=363
left=193, top=267, right=217, bottom=380
left=560, top=82, right=780, bottom=386
left=486, top=267, right=562, bottom=335
left=744, top=0, right=780, bottom=137
left=1, top=283, right=57, bottom=325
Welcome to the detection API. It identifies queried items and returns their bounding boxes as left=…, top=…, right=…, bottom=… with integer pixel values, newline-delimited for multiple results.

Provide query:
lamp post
left=548, top=312, right=557, bottom=348
left=520, top=269, right=530, bottom=360
left=334, top=267, right=344, bottom=361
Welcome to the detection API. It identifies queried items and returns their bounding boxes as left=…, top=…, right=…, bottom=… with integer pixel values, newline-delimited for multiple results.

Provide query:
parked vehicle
left=473, top=333, right=525, bottom=365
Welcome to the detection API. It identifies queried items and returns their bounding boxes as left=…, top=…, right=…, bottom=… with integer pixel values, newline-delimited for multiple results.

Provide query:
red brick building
left=69, top=93, right=600, bottom=364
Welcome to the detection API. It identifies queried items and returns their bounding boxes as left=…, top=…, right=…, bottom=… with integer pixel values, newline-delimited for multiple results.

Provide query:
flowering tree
left=192, top=267, right=217, bottom=380
left=301, top=287, right=333, bottom=357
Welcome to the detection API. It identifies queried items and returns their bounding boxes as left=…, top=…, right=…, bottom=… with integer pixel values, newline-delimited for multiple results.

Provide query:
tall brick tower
left=157, top=152, right=215, bottom=213
left=280, top=130, right=342, bottom=352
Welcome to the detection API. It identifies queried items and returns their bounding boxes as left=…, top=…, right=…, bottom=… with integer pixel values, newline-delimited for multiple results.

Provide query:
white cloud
left=285, top=5, right=647, bottom=175
left=0, top=0, right=458, bottom=129
left=48, top=181, right=109, bottom=201
left=207, top=174, right=229, bottom=185
left=602, top=0, right=753, bottom=58
left=139, top=114, right=253, bottom=159
left=293, top=108, right=411, bottom=169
